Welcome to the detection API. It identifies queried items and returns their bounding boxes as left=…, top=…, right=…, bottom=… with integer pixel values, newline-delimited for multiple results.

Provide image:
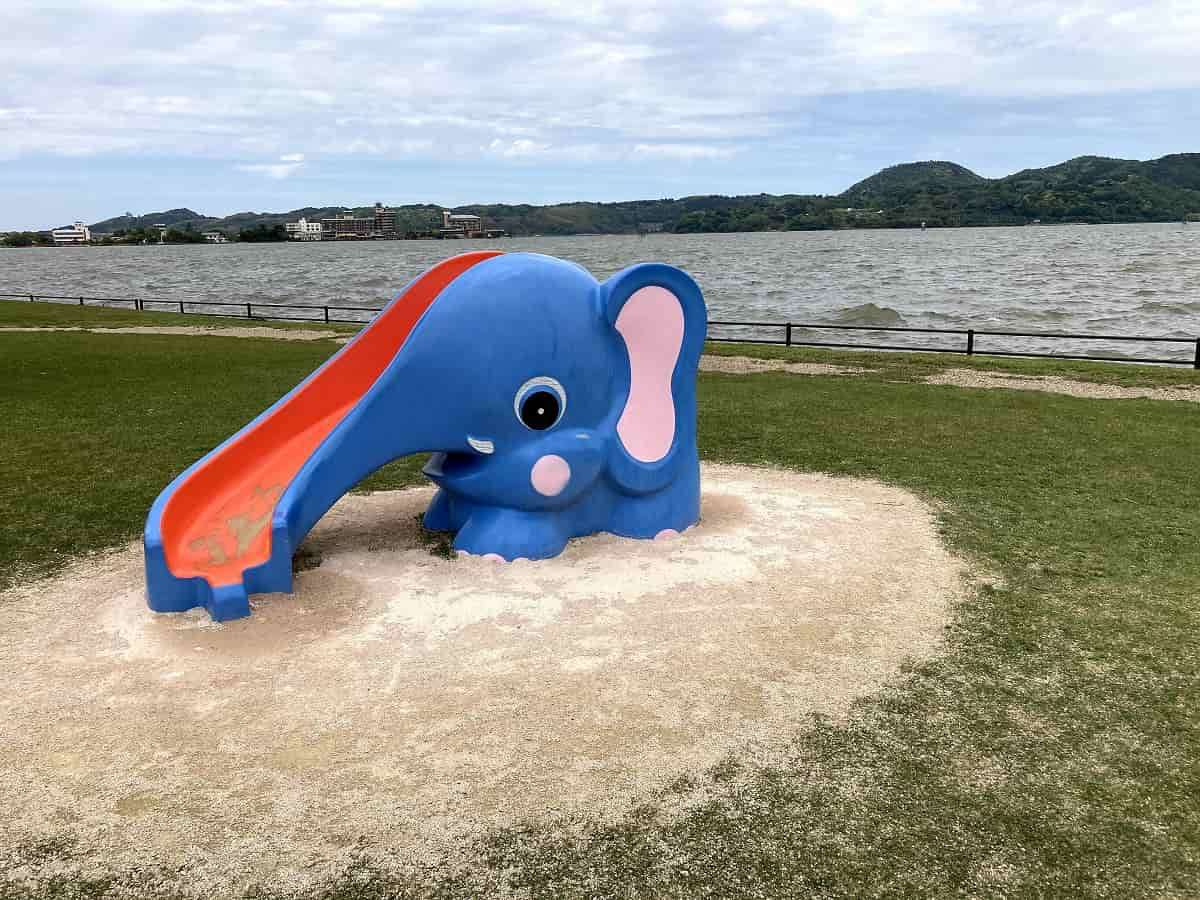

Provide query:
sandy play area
left=0, top=463, right=966, bottom=894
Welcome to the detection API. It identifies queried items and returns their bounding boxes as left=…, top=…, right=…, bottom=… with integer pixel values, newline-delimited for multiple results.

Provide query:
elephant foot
left=606, top=482, right=700, bottom=541
left=422, top=488, right=460, bottom=532
left=453, top=507, right=568, bottom=561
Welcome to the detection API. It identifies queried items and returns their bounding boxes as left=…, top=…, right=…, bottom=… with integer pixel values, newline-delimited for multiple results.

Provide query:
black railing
left=5, top=290, right=1199, bottom=368
left=707, top=320, right=1200, bottom=367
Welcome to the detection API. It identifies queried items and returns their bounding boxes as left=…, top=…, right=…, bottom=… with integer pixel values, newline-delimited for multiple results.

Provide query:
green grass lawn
left=704, top=339, right=1200, bottom=387
left=0, top=297, right=362, bottom=332
left=2, top=305, right=1199, bottom=897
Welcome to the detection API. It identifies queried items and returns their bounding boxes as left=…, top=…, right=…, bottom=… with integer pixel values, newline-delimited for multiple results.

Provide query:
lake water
left=3, top=223, right=1198, bottom=362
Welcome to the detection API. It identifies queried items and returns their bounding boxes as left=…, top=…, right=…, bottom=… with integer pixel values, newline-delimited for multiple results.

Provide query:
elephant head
left=289, top=252, right=707, bottom=561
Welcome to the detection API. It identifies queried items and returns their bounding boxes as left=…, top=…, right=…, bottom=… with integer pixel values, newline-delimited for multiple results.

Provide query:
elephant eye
left=514, top=376, right=566, bottom=431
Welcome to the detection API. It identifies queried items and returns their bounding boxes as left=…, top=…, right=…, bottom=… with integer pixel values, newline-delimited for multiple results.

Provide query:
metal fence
left=707, top=320, right=1200, bottom=367
left=5, top=289, right=1199, bottom=368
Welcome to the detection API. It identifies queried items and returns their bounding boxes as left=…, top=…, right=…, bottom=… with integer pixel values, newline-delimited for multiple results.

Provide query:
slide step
left=209, top=583, right=251, bottom=622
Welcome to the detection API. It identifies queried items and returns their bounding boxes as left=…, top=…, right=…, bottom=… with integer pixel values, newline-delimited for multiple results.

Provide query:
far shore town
left=11, top=205, right=509, bottom=247
left=285, top=206, right=508, bottom=242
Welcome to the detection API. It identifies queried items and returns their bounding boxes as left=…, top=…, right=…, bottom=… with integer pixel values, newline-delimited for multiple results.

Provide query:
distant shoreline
left=7, top=153, right=1200, bottom=242
left=3, top=217, right=1195, bottom=249
left=14, top=152, right=1179, bottom=243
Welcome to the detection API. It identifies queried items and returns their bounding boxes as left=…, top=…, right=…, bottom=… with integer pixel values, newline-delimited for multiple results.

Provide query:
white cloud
left=717, top=7, right=768, bottom=30
left=321, top=11, right=384, bottom=35
left=0, top=0, right=1197, bottom=167
left=487, top=138, right=551, bottom=158
left=632, top=143, right=737, bottom=161
left=236, top=154, right=305, bottom=179
left=235, top=163, right=302, bottom=179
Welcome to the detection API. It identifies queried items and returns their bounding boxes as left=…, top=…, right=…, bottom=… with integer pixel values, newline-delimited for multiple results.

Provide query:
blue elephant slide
left=144, top=251, right=707, bottom=621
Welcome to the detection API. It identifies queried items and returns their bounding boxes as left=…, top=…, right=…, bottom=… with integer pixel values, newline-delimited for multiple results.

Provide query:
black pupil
left=520, top=390, right=559, bottom=430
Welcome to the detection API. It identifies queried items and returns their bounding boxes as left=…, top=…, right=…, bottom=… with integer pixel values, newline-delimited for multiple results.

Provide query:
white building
left=202, top=231, right=229, bottom=244
left=51, top=222, right=91, bottom=245
left=440, top=209, right=483, bottom=237
left=285, top=218, right=323, bottom=241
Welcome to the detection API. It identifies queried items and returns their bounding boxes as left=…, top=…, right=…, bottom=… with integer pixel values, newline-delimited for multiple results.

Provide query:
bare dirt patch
left=0, top=325, right=343, bottom=341
left=0, top=464, right=965, bottom=895
left=924, top=368, right=1200, bottom=403
left=700, top=355, right=871, bottom=376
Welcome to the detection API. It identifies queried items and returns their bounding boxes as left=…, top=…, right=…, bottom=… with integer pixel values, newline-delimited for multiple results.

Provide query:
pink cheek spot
left=655, top=528, right=681, bottom=541
left=530, top=454, right=571, bottom=497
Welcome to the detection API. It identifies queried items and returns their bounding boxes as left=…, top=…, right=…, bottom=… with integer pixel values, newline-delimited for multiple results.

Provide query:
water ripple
left=2, top=223, right=1197, bottom=362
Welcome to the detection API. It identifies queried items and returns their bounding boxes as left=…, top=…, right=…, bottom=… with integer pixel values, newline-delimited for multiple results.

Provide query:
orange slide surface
left=158, top=251, right=502, bottom=588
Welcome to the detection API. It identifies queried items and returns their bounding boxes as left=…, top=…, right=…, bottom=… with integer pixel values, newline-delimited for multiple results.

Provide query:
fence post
left=134, top=298, right=142, bottom=312
left=79, top=296, right=84, bottom=306
left=785, top=322, right=792, bottom=347
left=246, top=302, right=252, bottom=319
left=324, top=306, right=330, bottom=324
left=966, top=329, right=975, bottom=356
left=179, top=300, right=185, bottom=314
left=29, top=294, right=34, bottom=303
left=1194, top=338, right=1199, bottom=370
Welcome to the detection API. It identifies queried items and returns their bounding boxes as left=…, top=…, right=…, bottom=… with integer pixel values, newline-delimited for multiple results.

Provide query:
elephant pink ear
left=614, top=285, right=685, bottom=463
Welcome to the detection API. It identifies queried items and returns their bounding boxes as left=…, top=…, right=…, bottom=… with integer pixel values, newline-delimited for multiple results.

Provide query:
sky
left=2, top=0, right=1199, bottom=230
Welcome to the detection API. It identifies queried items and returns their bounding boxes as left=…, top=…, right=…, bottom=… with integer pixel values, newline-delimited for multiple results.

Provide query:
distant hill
left=840, top=161, right=987, bottom=204
left=90, top=208, right=213, bottom=232
left=674, top=153, right=1200, bottom=231
left=89, top=204, right=447, bottom=238
left=89, top=153, right=1200, bottom=238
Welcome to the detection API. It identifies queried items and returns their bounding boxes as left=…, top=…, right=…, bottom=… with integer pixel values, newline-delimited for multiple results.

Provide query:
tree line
left=9, top=153, right=1198, bottom=246
left=2, top=223, right=289, bottom=247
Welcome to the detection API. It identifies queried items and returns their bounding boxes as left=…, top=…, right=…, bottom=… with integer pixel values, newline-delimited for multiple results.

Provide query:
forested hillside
left=84, top=153, right=1200, bottom=239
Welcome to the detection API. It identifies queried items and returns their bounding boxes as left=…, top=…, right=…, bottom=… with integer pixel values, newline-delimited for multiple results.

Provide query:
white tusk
left=467, top=436, right=495, bottom=455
